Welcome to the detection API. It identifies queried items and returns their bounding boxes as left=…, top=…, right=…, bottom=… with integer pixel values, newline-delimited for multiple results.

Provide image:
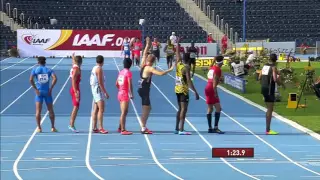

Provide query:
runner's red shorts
left=133, top=50, right=141, bottom=58
left=205, top=86, right=220, bottom=105
left=70, top=88, right=80, bottom=107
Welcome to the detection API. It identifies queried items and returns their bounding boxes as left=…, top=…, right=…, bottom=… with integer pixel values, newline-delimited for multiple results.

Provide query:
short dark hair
left=96, top=55, right=104, bottom=64
left=75, top=56, right=83, bottom=65
left=215, top=55, right=224, bottom=63
left=123, top=58, right=132, bottom=69
left=38, top=56, right=46, bottom=65
left=270, top=54, right=277, bottom=63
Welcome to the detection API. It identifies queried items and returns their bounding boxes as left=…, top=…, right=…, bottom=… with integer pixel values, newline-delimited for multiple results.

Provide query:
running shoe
left=174, top=130, right=179, bottom=134
left=92, top=129, right=99, bottom=133
left=68, top=125, right=79, bottom=133
left=51, top=128, right=58, bottom=132
left=141, top=128, right=153, bottom=134
left=208, top=128, right=225, bottom=134
left=178, top=131, right=192, bottom=135
left=36, top=128, right=42, bottom=133
left=99, top=129, right=108, bottom=134
left=121, top=130, right=133, bottom=135
left=266, top=130, right=278, bottom=135
left=117, top=128, right=121, bottom=133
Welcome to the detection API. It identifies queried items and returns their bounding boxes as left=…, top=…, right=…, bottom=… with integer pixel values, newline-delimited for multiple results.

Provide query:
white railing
left=211, top=10, right=215, bottom=24
left=230, top=28, right=234, bottom=43
left=5, top=2, right=10, bottom=17
left=216, top=15, right=220, bottom=29
left=13, top=8, right=17, bottom=19
left=34, top=22, right=39, bottom=29
left=20, top=13, right=24, bottom=27
left=206, top=5, right=210, bottom=17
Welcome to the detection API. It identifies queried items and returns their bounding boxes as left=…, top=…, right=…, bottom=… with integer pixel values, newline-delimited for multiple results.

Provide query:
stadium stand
left=0, top=21, right=16, bottom=54
left=205, top=0, right=320, bottom=46
left=2, top=0, right=208, bottom=43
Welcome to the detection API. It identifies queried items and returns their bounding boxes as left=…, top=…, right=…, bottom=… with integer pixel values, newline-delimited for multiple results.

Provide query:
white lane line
left=253, top=175, right=277, bottom=178
left=0, top=150, right=13, bottom=152
left=99, top=149, right=141, bottom=151
left=300, top=176, right=320, bottom=178
left=160, top=66, right=320, bottom=176
left=151, top=67, right=259, bottom=180
left=0, top=57, right=12, bottom=63
left=40, top=143, right=79, bottom=145
left=85, top=99, right=104, bottom=180
left=170, top=158, right=208, bottom=160
left=109, top=153, right=132, bottom=155
left=44, top=153, right=67, bottom=155
left=113, top=58, right=183, bottom=180
left=36, top=150, right=78, bottom=152
left=1, top=57, right=30, bottom=71
left=1, top=64, right=36, bottom=87
left=289, top=151, right=309, bottom=153
left=100, top=143, right=138, bottom=145
left=160, top=143, right=196, bottom=145
left=1, top=57, right=64, bottom=114
left=13, top=58, right=69, bottom=180
left=103, top=157, right=139, bottom=160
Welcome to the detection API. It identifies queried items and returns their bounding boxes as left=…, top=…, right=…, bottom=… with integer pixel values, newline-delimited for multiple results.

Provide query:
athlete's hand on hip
left=104, top=92, right=109, bottom=99
left=35, top=89, right=40, bottom=96
left=48, top=88, right=53, bottom=96
left=195, top=92, right=200, bottom=100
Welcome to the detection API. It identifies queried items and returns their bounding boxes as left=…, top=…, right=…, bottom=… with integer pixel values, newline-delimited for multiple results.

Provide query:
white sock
left=141, top=127, right=146, bottom=131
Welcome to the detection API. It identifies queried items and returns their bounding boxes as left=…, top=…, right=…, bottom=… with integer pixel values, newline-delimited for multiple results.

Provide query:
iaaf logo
left=22, top=33, right=50, bottom=45
left=73, top=34, right=127, bottom=47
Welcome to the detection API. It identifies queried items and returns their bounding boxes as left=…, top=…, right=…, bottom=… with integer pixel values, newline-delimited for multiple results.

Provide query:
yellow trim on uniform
left=175, top=62, right=188, bottom=95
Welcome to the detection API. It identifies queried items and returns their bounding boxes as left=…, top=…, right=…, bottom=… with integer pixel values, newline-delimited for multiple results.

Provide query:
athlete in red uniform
left=133, top=38, right=143, bottom=66
left=205, top=56, right=224, bottom=134
left=69, top=53, right=82, bottom=133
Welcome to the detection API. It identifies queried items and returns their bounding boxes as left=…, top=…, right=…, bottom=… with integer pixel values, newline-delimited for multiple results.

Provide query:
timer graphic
left=212, top=148, right=254, bottom=158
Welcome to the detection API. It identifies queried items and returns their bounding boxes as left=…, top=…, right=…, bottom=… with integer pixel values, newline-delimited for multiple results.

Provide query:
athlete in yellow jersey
left=164, top=40, right=175, bottom=68
left=174, top=38, right=199, bottom=135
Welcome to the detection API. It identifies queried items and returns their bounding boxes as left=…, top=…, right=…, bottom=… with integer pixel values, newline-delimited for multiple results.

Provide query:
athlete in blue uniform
left=122, top=37, right=131, bottom=58
left=29, top=57, right=58, bottom=133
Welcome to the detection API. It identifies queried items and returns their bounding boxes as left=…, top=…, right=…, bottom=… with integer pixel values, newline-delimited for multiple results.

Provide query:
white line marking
left=301, top=158, right=320, bottom=160
left=100, top=156, right=142, bottom=158
left=152, top=66, right=259, bottom=180
left=289, top=151, right=309, bottom=153
left=13, top=58, right=69, bottom=180
left=190, top=70, right=320, bottom=175
left=170, top=158, right=208, bottom=160
left=193, top=73, right=320, bottom=141
left=109, top=153, right=132, bottom=155
left=36, top=150, right=78, bottom=152
left=1, top=57, right=29, bottom=71
left=100, top=143, right=138, bottom=145
left=1, top=64, right=36, bottom=87
left=307, top=155, right=320, bottom=157
left=0, top=57, right=12, bottom=63
left=85, top=99, right=104, bottom=180
left=300, top=176, right=320, bottom=178
left=103, top=157, right=139, bottom=160
left=285, top=145, right=320, bottom=147
left=44, top=153, right=67, bottom=155
left=1, top=58, right=64, bottom=114
left=99, top=149, right=140, bottom=151
left=40, top=143, right=79, bottom=145
left=218, top=144, right=259, bottom=146
left=114, top=58, right=183, bottom=180
left=0, top=150, right=13, bottom=152
left=160, top=143, right=196, bottom=145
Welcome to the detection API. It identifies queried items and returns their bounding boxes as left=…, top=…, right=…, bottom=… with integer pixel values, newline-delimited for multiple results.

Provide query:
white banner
left=235, top=42, right=296, bottom=55
left=17, top=29, right=218, bottom=58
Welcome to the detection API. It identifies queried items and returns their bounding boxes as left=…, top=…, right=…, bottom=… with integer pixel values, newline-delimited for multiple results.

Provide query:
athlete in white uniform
left=90, top=55, right=109, bottom=134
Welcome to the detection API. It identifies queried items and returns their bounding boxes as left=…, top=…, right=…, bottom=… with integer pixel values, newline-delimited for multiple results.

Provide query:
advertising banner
left=223, top=73, right=246, bottom=93
left=17, top=29, right=141, bottom=57
left=234, top=42, right=296, bottom=56
left=17, top=29, right=218, bottom=58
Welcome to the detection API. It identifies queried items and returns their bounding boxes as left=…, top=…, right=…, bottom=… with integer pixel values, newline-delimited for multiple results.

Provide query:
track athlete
left=69, top=53, right=82, bottom=133
left=205, top=56, right=224, bottom=133
left=163, top=39, right=175, bottom=69
left=260, top=54, right=285, bottom=135
left=90, top=55, right=110, bottom=134
left=187, top=41, right=199, bottom=78
left=138, top=37, right=174, bottom=134
left=116, top=58, right=134, bottom=135
left=132, top=38, right=143, bottom=66
left=29, top=56, right=57, bottom=133
left=121, top=37, right=131, bottom=58
left=175, top=38, right=200, bottom=135
left=151, top=37, right=161, bottom=63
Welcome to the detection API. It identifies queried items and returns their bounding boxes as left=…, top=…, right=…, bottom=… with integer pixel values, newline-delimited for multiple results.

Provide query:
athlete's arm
left=71, top=68, right=79, bottom=92
left=175, top=38, right=182, bottom=62
left=50, top=72, right=57, bottom=95
left=163, top=45, right=167, bottom=53
left=150, top=66, right=173, bottom=76
left=29, top=70, right=37, bottom=91
left=128, top=77, right=133, bottom=98
left=116, top=78, right=119, bottom=89
left=273, top=67, right=285, bottom=88
left=185, top=66, right=199, bottom=99
left=96, top=68, right=108, bottom=95
left=140, top=37, right=151, bottom=68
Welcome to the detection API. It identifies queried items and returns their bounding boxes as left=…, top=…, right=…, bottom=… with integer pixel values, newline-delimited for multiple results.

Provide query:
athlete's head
left=146, top=54, right=156, bottom=65
left=74, top=56, right=83, bottom=66
left=123, top=58, right=132, bottom=69
left=191, top=41, right=195, bottom=47
left=270, top=53, right=277, bottom=63
left=37, top=56, right=46, bottom=65
left=135, top=38, right=140, bottom=43
left=124, top=37, right=130, bottom=43
left=154, top=37, right=158, bottom=42
left=215, top=55, right=224, bottom=67
left=96, top=55, right=104, bottom=65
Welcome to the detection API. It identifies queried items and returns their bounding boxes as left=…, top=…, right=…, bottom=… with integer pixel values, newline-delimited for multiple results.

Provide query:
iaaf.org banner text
left=17, top=29, right=217, bottom=57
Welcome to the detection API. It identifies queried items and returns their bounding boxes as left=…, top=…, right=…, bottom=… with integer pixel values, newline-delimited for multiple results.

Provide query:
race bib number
left=138, top=79, right=143, bottom=88
left=37, top=74, right=49, bottom=84
left=190, top=53, right=196, bottom=58
left=167, top=49, right=174, bottom=54
left=124, top=46, right=129, bottom=51
left=207, top=69, right=214, bottom=79
left=135, top=46, right=140, bottom=50
left=153, top=46, right=158, bottom=51
left=261, top=66, right=271, bottom=75
left=175, top=76, right=182, bottom=86
left=118, top=75, right=125, bottom=86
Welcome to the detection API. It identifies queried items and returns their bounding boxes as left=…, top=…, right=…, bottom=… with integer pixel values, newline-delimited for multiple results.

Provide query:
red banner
left=52, top=30, right=141, bottom=50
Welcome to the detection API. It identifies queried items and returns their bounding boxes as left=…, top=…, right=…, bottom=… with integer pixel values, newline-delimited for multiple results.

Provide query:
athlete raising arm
left=138, top=37, right=174, bottom=134
left=174, top=38, right=199, bottom=135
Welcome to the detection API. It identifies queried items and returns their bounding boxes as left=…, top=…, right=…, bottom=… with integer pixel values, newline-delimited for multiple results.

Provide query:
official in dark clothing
left=260, top=54, right=285, bottom=135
